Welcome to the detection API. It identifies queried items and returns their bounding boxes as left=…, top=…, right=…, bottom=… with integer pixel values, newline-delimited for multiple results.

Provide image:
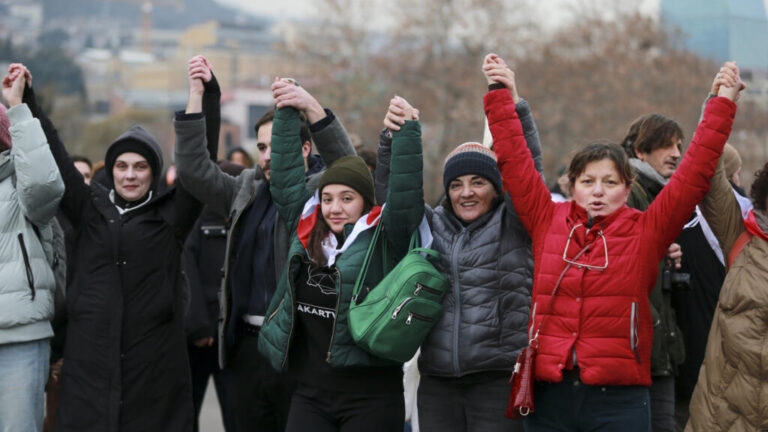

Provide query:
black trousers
left=225, top=325, right=294, bottom=432
left=189, top=340, right=230, bottom=432
left=285, top=384, right=404, bottom=432
left=418, top=372, right=523, bottom=432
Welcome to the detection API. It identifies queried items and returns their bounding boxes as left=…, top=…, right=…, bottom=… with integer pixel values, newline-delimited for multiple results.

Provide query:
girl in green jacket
left=258, top=84, right=425, bottom=432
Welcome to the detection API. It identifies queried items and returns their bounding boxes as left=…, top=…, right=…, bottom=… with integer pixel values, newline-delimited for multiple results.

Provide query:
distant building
left=0, top=1, right=43, bottom=46
left=661, top=0, right=768, bottom=107
left=220, top=87, right=273, bottom=155
left=660, top=0, right=768, bottom=73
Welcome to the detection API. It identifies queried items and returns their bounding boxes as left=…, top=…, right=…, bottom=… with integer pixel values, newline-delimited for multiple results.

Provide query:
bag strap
left=352, top=222, right=421, bottom=302
left=727, top=230, right=752, bottom=270
left=352, top=220, right=384, bottom=302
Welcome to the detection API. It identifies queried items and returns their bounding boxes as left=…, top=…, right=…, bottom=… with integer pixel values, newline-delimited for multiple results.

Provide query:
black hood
left=104, top=125, right=164, bottom=191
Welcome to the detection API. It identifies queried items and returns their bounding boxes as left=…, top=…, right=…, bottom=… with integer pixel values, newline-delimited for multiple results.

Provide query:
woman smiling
left=258, top=89, right=425, bottom=432
left=18, top=56, right=220, bottom=431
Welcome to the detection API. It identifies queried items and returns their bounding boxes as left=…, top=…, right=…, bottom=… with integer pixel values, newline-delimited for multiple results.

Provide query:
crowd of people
left=0, top=51, right=763, bottom=432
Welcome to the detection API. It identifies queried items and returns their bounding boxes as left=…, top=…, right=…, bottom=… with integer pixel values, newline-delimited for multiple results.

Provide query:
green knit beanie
left=319, top=155, right=375, bottom=206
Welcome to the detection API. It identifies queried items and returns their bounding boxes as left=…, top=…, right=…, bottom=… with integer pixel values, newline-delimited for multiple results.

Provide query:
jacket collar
left=109, top=189, right=154, bottom=215
left=630, top=158, right=667, bottom=198
left=306, top=154, right=325, bottom=178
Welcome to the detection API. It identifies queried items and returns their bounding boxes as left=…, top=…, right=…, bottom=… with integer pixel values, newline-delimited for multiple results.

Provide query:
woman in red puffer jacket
left=482, top=54, right=743, bottom=431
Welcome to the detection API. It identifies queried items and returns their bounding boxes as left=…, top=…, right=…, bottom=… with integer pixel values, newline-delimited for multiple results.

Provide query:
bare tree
left=281, top=1, right=767, bottom=201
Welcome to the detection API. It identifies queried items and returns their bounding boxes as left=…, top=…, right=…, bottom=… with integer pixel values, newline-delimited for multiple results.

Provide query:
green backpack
left=348, top=222, right=448, bottom=363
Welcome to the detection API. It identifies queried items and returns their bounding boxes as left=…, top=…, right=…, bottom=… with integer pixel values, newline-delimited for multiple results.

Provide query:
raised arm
left=167, top=56, right=219, bottom=240
left=175, top=56, right=239, bottom=219
left=643, top=63, right=742, bottom=253
left=482, top=54, right=554, bottom=237
left=269, top=103, right=311, bottom=232
left=16, top=64, right=90, bottom=227
left=272, top=77, right=355, bottom=174
left=3, top=68, right=64, bottom=226
left=381, top=96, right=424, bottom=257
left=374, top=95, right=422, bottom=206
left=700, top=156, right=745, bottom=257
left=516, top=98, right=544, bottom=178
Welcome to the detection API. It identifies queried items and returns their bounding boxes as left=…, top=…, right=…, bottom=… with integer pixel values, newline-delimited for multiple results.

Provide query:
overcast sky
left=217, top=0, right=768, bottom=25
left=216, top=0, right=323, bottom=20
left=216, top=0, right=664, bottom=30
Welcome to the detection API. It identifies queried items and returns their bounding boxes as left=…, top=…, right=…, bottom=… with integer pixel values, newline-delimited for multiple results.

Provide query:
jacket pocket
left=18, top=233, right=36, bottom=300
left=629, top=301, right=640, bottom=363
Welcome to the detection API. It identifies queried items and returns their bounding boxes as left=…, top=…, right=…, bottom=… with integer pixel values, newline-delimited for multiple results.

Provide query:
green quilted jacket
left=257, top=106, right=424, bottom=371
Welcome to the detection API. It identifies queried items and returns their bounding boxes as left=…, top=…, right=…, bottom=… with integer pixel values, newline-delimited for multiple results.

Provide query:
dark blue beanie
left=443, top=142, right=502, bottom=196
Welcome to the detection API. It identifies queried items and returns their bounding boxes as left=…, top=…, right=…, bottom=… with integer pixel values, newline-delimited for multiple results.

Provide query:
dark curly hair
left=750, top=162, right=768, bottom=211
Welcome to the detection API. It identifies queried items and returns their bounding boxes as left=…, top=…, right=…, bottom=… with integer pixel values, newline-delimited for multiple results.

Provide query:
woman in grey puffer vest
left=378, top=76, right=541, bottom=432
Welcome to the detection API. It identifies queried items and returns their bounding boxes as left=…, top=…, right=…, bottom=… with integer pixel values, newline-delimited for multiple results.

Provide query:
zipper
left=391, top=297, right=413, bottom=319
left=406, top=311, right=434, bottom=325
left=414, top=283, right=441, bottom=296
left=630, top=302, right=641, bottom=363
left=325, top=265, right=342, bottom=364
left=266, top=299, right=284, bottom=324
left=18, top=233, right=35, bottom=300
left=451, top=229, right=467, bottom=375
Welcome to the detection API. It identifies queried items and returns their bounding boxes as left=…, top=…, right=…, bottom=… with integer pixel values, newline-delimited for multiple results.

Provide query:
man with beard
left=174, top=67, right=355, bottom=431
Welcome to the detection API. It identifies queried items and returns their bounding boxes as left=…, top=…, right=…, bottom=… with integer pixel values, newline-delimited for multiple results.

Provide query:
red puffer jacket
left=484, top=89, right=736, bottom=387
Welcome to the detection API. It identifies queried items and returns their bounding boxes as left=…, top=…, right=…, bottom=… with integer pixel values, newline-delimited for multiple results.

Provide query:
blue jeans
left=523, top=373, right=651, bottom=432
left=0, top=339, right=50, bottom=432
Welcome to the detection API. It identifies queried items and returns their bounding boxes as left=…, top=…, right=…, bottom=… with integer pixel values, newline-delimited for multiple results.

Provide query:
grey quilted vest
left=419, top=198, right=533, bottom=377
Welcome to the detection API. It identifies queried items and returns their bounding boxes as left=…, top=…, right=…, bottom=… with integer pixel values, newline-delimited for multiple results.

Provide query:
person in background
left=356, top=145, right=377, bottom=173
left=182, top=159, right=245, bottom=432
left=227, top=146, right=253, bottom=168
left=721, top=143, right=746, bottom=195
left=484, top=55, right=741, bottom=432
left=71, top=155, right=92, bottom=185
left=91, top=160, right=109, bottom=188
left=621, top=112, right=688, bottom=432
left=549, top=166, right=571, bottom=202
left=0, top=64, right=65, bottom=432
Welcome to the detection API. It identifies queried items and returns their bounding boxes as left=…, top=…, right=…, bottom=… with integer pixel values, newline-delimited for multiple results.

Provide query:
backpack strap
left=727, top=230, right=752, bottom=270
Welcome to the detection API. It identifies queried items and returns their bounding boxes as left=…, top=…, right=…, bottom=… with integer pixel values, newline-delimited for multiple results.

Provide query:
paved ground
left=198, top=379, right=226, bottom=432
